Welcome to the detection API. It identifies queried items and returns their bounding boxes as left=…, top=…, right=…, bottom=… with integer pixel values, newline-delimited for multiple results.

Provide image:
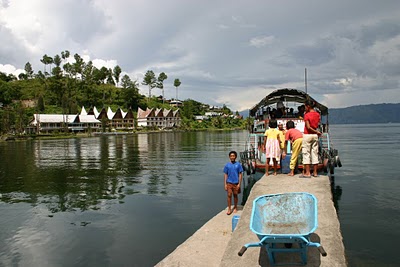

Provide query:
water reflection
left=0, top=135, right=142, bottom=213
left=0, top=132, right=206, bottom=213
left=330, top=179, right=343, bottom=213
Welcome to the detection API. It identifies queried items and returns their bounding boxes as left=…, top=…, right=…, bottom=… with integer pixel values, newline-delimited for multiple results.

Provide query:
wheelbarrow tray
left=250, top=192, right=317, bottom=238
left=238, top=192, right=326, bottom=265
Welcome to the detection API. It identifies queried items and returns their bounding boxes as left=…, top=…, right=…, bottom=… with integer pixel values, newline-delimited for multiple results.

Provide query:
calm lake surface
left=0, top=125, right=399, bottom=266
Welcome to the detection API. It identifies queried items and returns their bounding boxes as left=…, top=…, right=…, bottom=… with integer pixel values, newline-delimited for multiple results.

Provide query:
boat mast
left=305, top=67, right=308, bottom=93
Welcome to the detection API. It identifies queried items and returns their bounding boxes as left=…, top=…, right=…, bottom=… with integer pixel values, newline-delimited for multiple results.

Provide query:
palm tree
left=174, top=78, right=182, bottom=100
left=61, top=50, right=70, bottom=75
left=40, top=54, right=52, bottom=76
left=157, top=72, right=168, bottom=103
left=61, top=50, right=70, bottom=62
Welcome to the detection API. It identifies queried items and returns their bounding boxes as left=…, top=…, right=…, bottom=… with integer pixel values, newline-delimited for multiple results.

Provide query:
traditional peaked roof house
left=27, top=112, right=102, bottom=133
left=96, top=106, right=136, bottom=130
left=123, top=108, right=135, bottom=129
left=72, top=114, right=101, bottom=132
left=80, top=106, right=88, bottom=116
left=111, top=108, right=131, bottom=130
left=137, top=107, right=181, bottom=128
left=87, top=106, right=100, bottom=118
left=26, top=106, right=135, bottom=133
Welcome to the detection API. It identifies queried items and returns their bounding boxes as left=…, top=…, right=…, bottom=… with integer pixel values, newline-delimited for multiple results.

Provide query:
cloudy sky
left=1, top=0, right=400, bottom=111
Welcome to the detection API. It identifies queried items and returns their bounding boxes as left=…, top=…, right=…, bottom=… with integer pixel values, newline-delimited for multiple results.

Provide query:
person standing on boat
left=223, top=151, right=243, bottom=215
left=302, top=100, right=322, bottom=178
left=278, top=123, right=286, bottom=150
left=276, top=97, right=285, bottom=118
left=263, top=119, right=282, bottom=176
left=283, top=120, right=303, bottom=176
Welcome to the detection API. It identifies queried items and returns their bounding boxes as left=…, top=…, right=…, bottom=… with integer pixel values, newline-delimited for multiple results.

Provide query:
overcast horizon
left=1, top=0, right=400, bottom=112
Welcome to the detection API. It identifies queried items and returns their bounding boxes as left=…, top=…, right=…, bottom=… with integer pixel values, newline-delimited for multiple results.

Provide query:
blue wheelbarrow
left=238, top=192, right=327, bottom=265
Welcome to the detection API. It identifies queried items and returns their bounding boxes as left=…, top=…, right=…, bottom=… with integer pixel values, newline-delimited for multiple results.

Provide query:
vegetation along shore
left=0, top=50, right=250, bottom=138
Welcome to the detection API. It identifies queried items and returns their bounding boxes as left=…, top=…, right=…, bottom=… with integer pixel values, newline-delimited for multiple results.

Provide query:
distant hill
left=239, top=103, right=400, bottom=124
left=238, top=109, right=250, bottom=118
left=329, top=103, right=400, bottom=124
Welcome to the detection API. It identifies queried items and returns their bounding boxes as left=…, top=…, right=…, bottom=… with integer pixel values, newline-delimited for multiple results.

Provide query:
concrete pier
left=156, top=174, right=346, bottom=267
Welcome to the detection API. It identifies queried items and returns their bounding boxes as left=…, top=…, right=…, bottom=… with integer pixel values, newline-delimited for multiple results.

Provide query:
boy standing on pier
left=223, top=151, right=243, bottom=215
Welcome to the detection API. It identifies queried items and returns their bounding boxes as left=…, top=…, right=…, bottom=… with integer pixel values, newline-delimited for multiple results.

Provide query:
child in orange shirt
left=283, top=120, right=303, bottom=176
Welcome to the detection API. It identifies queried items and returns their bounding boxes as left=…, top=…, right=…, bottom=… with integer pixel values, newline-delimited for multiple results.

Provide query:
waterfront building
left=137, top=107, right=181, bottom=128
left=26, top=106, right=137, bottom=133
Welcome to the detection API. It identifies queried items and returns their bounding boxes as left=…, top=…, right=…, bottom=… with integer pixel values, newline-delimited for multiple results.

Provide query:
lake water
left=0, top=125, right=399, bottom=266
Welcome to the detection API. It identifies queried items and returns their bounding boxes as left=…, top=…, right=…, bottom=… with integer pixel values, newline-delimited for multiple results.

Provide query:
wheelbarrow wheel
left=284, top=243, right=293, bottom=248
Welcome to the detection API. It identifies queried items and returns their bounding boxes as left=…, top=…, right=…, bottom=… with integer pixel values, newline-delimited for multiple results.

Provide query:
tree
left=121, top=74, right=141, bottom=109
left=221, top=104, right=232, bottom=114
left=82, top=61, right=94, bottom=82
left=181, top=99, right=202, bottom=119
left=61, top=50, right=70, bottom=62
left=121, top=74, right=133, bottom=89
left=18, top=73, right=27, bottom=80
left=106, top=68, right=115, bottom=85
left=142, top=70, right=157, bottom=99
left=37, top=95, right=45, bottom=112
left=61, top=50, right=70, bottom=75
left=51, top=55, right=63, bottom=78
left=91, top=66, right=107, bottom=85
left=63, top=62, right=73, bottom=77
left=40, top=54, right=53, bottom=76
left=157, top=72, right=168, bottom=103
left=113, top=65, right=122, bottom=86
left=174, top=78, right=181, bottom=100
left=72, top=53, right=84, bottom=79
left=24, top=62, right=34, bottom=79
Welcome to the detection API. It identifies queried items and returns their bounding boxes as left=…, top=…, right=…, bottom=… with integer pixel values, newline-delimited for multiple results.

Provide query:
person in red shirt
left=301, top=100, right=322, bottom=178
left=282, top=120, right=303, bottom=176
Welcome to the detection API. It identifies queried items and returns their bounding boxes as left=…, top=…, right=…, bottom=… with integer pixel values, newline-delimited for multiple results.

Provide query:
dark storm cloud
left=287, top=40, right=336, bottom=66
left=0, top=0, right=9, bottom=8
left=349, top=19, right=400, bottom=49
left=48, top=1, right=113, bottom=45
left=0, top=24, right=30, bottom=66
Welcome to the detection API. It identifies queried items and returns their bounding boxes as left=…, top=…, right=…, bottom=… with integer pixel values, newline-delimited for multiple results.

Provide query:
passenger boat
left=240, top=88, right=342, bottom=178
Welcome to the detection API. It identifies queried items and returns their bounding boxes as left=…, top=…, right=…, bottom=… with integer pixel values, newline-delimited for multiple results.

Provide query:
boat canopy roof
left=249, top=88, right=329, bottom=116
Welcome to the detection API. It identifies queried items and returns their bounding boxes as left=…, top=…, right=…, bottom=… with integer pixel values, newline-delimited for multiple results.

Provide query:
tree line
left=0, top=50, right=244, bottom=135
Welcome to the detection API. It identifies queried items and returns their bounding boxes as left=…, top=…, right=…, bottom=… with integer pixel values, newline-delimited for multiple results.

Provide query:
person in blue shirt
left=223, top=151, right=243, bottom=215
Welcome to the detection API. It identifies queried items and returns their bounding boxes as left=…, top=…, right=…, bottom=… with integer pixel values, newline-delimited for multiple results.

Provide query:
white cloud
left=249, top=35, right=275, bottom=48
left=0, top=64, right=23, bottom=76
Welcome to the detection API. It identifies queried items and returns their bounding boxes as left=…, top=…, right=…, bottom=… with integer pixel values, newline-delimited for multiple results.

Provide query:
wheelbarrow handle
left=238, top=246, right=247, bottom=256
left=318, top=246, right=327, bottom=256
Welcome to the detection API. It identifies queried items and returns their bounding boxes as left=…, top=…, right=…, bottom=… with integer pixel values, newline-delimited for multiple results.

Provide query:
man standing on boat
left=301, top=100, right=322, bottom=178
